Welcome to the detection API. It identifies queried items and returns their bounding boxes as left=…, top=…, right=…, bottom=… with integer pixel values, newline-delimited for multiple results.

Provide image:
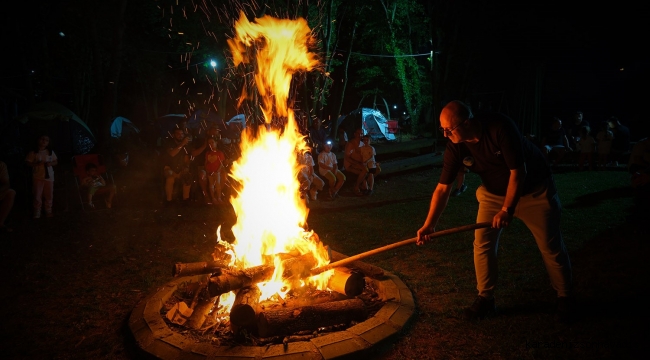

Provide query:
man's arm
left=191, top=137, right=208, bottom=157
left=167, top=138, right=189, bottom=157
left=492, top=166, right=525, bottom=228
left=417, top=182, right=454, bottom=244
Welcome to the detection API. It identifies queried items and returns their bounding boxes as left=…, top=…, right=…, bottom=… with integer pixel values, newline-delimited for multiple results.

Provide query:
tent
left=337, top=108, right=396, bottom=141
left=187, top=109, right=222, bottom=131
left=17, top=101, right=96, bottom=155
left=156, top=114, right=186, bottom=139
left=110, top=116, right=140, bottom=139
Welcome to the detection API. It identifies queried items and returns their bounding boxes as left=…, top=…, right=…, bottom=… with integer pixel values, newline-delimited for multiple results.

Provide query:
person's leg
left=164, top=166, right=176, bottom=201
left=322, top=172, right=336, bottom=197
left=474, top=185, right=503, bottom=299
left=43, top=180, right=54, bottom=216
left=198, top=167, right=209, bottom=202
left=367, top=173, right=375, bottom=191
left=0, top=189, right=16, bottom=227
left=33, top=179, right=44, bottom=217
left=515, top=178, right=572, bottom=298
left=587, top=152, right=593, bottom=171
left=333, top=170, right=346, bottom=195
left=310, top=175, right=325, bottom=200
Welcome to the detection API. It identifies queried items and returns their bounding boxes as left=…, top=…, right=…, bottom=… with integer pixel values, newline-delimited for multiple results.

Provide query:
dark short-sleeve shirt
left=162, top=138, right=189, bottom=172
left=439, top=112, right=551, bottom=196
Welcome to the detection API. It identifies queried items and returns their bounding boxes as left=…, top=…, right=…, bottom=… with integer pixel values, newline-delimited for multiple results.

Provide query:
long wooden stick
left=310, top=222, right=491, bottom=276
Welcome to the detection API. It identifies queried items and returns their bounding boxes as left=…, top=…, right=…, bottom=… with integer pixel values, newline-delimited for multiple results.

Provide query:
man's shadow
left=564, top=186, right=634, bottom=209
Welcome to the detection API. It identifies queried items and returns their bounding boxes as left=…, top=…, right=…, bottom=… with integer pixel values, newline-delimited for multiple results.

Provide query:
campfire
left=160, top=12, right=385, bottom=345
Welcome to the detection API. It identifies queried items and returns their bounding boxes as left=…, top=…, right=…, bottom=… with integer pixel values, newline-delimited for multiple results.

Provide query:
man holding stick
left=416, top=101, right=573, bottom=322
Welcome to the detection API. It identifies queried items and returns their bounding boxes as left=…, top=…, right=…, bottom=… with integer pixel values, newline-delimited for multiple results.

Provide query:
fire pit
left=128, top=11, right=416, bottom=359
left=128, top=257, right=414, bottom=359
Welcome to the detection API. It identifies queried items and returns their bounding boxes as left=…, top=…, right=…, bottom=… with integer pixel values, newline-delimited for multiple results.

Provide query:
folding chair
left=71, top=154, right=115, bottom=210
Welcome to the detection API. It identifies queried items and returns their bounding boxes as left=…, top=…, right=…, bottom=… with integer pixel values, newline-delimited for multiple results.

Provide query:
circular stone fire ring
left=128, top=264, right=415, bottom=359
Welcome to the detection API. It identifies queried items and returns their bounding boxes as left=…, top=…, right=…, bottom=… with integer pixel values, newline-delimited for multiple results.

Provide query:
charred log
left=230, top=285, right=262, bottom=333
left=173, top=261, right=227, bottom=277
left=257, top=298, right=367, bottom=338
left=207, top=253, right=318, bottom=298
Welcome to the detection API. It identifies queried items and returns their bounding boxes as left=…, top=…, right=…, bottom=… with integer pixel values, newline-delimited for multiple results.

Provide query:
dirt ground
left=0, top=148, right=646, bottom=359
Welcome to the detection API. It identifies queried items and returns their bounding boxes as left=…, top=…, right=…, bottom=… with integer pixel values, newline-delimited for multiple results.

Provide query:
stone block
left=387, top=305, right=415, bottom=329
left=146, top=315, right=174, bottom=339
left=144, top=338, right=183, bottom=359
left=143, top=296, right=163, bottom=321
left=263, top=342, right=322, bottom=360
left=398, top=287, right=415, bottom=308
left=347, top=316, right=400, bottom=345
left=373, top=301, right=399, bottom=322
left=377, top=278, right=401, bottom=302
left=211, top=345, right=266, bottom=359
left=311, top=331, right=370, bottom=359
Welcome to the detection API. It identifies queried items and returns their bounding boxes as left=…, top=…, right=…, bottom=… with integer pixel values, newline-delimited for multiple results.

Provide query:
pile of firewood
left=162, top=249, right=387, bottom=345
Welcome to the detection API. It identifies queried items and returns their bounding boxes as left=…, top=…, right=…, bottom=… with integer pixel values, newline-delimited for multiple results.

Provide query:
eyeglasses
left=439, top=119, right=467, bottom=135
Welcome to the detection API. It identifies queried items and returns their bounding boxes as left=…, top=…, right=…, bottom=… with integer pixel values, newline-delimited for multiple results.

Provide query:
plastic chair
left=387, top=120, right=401, bottom=141
left=71, top=154, right=115, bottom=210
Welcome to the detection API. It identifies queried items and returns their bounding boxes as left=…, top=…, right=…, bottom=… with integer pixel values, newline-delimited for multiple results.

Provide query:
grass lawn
left=0, top=161, right=646, bottom=359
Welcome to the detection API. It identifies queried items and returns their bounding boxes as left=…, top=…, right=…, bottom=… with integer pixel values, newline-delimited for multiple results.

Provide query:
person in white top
left=298, top=151, right=324, bottom=201
left=318, top=140, right=346, bottom=199
left=25, top=135, right=58, bottom=218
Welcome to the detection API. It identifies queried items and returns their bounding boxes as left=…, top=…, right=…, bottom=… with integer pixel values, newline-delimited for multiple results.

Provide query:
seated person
left=360, top=135, right=381, bottom=195
left=344, top=128, right=370, bottom=195
left=205, top=138, right=227, bottom=204
left=318, top=140, right=345, bottom=199
left=80, top=162, right=116, bottom=209
left=0, top=161, right=15, bottom=233
left=298, top=150, right=324, bottom=201
left=162, top=127, right=200, bottom=206
left=193, top=124, right=220, bottom=203
left=541, top=117, right=572, bottom=167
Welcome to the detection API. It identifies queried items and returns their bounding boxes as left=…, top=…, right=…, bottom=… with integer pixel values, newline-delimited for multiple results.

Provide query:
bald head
left=441, top=100, right=473, bottom=126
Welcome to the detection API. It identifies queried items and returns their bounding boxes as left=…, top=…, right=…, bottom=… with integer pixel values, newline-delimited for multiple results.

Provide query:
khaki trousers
left=474, top=177, right=572, bottom=298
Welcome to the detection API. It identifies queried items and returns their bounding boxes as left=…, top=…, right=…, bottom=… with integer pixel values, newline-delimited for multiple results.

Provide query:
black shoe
left=464, top=295, right=495, bottom=320
left=164, top=200, right=174, bottom=208
left=555, top=296, right=575, bottom=324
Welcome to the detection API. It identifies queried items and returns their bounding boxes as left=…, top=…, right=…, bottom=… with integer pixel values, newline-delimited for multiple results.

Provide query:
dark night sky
left=464, top=2, right=647, bottom=135
left=1, top=1, right=647, bottom=137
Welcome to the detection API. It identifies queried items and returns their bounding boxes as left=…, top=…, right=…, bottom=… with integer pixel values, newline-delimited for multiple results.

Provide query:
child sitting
left=205, top=138, right=226, bottom=204
left=360, top=135, right=381, bottom=195
left=81, top=163, right=115, bottom=209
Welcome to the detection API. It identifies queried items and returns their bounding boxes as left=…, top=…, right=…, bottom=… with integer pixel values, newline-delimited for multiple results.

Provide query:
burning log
left=173, top=261, right=227, bottom=277
left=207, top=253, right=317, bottom=297
left=327, top=268, right=365, bottom=297
left=257, top=298, right=367, bottom=338
left=229, top=285, right=262, bottom=333
left=208, top=264, right=274, bottom=298
left=187, top=285, right=218, bottom=330
left=258, top=291, right=347, bottom=312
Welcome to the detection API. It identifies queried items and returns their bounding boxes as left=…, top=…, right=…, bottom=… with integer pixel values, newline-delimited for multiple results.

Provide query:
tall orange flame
left=220, top=11, right=331, bottom=302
